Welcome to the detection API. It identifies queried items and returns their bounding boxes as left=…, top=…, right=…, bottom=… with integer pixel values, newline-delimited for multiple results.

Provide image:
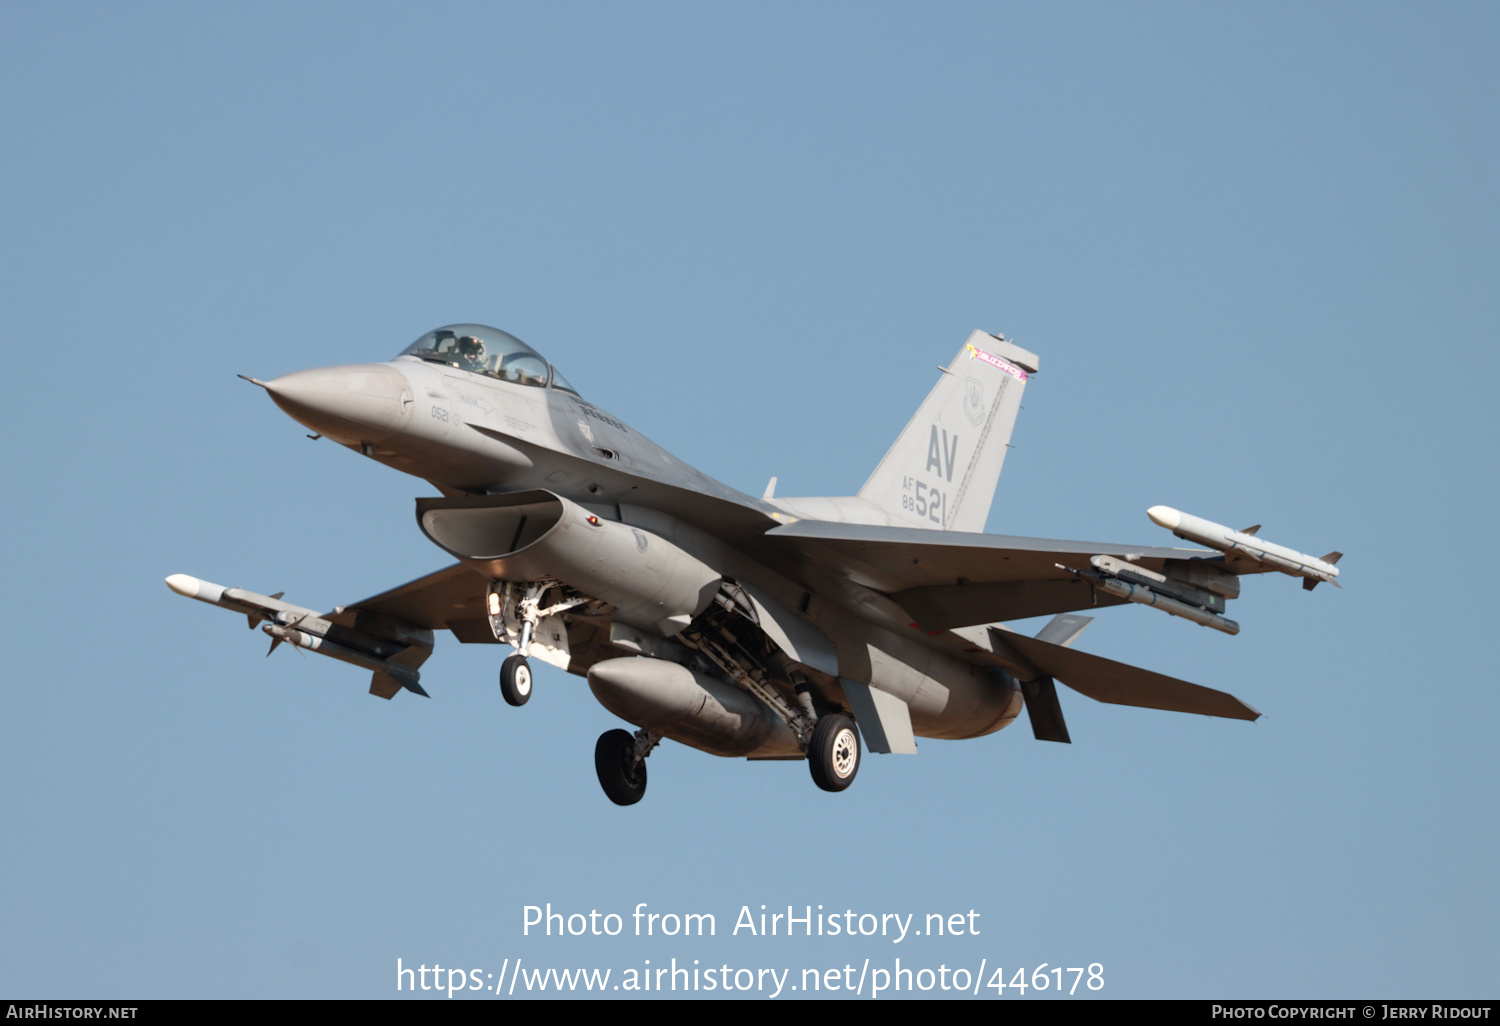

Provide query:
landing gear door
left=738, top=582, right=839, bottom=677
left=841, top=680, right=919, bottom=755
left=530, top=613, right=571, bottom=671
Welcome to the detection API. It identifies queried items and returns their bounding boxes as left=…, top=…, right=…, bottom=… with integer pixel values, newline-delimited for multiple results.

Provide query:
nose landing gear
left=486, top=579, right=584, bottom=708
left=499, top=653, right=532, bottom=706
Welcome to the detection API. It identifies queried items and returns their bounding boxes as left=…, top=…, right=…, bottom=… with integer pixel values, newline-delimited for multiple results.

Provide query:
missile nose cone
left=166, top=574, right=226, bottom=604
left=1147, top=505, right=1183, bottom=530
left=263, top=364, right=412, bottom=444
left=165, top=573, right=201, bottom=597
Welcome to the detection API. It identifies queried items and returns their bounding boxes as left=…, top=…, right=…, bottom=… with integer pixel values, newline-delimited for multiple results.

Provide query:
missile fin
left=266, top=636, right=282, bottom=656
left=369, top=672, right=402, bottom=700
left=1241, top=525, right=1261, bottom=536
left=1303, top=577, right=1319, bottom=592
left=1322, top=551, right=1343, bottom=565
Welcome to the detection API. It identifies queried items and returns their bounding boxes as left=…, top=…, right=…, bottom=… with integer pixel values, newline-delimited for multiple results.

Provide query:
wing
left=330, top=563, right=624, bottom=679
left=766, top=520, right=1265, bottom=628
left=327, top=562, right=494, bottom=641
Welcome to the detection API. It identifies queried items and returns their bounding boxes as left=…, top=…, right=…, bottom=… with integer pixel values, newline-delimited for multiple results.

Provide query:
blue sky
left=2, top=1, right=1495, bottom=999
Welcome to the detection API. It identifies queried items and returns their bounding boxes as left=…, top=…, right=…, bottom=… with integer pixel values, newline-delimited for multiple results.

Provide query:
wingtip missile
left=1147, top=507, right=1343, bottom=588
left=167, top=572, right=434, bottom=696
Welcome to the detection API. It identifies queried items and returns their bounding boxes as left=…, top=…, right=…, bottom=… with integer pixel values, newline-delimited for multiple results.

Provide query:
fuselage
left=263, top=342, right=1021, bottom=743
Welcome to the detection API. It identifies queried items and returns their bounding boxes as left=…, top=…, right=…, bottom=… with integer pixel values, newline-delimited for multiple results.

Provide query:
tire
left=500, top=654, right=533, bottom=706
left=808, top=713, right=860, bottom=792
left=595, top=729, right=648, bottom=806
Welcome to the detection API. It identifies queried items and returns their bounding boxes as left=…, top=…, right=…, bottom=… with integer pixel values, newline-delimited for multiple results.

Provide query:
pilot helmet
left=456, top=335, right=485, bottom=360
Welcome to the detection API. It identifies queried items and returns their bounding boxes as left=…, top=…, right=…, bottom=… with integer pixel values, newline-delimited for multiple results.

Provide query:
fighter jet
left=167, top=324, right=1343, bottom=805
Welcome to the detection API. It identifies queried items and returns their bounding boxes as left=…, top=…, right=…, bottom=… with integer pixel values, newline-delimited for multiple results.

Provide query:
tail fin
left=858, top=331, right=1037, bottom=532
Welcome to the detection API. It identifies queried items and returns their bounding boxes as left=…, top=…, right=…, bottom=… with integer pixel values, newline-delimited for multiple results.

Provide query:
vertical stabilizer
left=858, top=331, right=1037, bottom=532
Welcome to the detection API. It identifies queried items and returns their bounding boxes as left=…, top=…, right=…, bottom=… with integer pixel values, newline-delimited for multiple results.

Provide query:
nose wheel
left=499, top=654, right=532, bottom=706
left=809, top=713, right=860, bottom=792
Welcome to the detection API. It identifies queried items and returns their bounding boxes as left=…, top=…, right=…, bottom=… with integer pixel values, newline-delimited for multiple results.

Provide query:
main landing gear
left=808, top=712, right=861, bottom=792
left=591, top=714, right=860, bottom=806
left=595, top=728, right=660, bottom=806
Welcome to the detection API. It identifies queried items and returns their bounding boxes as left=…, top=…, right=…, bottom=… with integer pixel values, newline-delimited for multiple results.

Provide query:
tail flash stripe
left=965, top=342, right=1030, bottom=380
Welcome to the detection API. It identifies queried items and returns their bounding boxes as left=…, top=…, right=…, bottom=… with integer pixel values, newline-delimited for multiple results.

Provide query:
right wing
left=328, top=563, right=493, bottom=642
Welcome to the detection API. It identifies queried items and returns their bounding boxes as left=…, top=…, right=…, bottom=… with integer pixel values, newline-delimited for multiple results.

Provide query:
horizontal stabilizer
left=988, top=626, right=1260, bottom=721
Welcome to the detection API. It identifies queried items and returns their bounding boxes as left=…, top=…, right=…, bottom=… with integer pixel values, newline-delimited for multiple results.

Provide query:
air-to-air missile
left=1080, top=554, right=1241, bottom=635
left=1052, top=507, right=1343, bottom=635
left=164, top=574, right=433, bottom=697
left=1053, top=553, right=1242, bottom=635
left=1146, top=507, right=1343, bottom=590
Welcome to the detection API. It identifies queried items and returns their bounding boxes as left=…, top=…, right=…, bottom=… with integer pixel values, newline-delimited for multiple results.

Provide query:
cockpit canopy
left=397, top=324, right=577, bottom=393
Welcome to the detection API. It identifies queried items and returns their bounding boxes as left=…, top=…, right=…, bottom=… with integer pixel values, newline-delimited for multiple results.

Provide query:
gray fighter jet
left=167, top=324, right=1342, bottom=805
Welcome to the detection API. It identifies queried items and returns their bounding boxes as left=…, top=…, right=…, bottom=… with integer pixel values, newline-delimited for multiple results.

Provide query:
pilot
left=455, top=335, right=486, bottom=371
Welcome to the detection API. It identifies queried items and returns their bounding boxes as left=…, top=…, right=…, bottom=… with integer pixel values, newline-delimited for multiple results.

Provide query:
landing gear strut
left=595, top=728, right=660, bottom=806
left=486, top=579, right=584, bottom=708
left=499, top=653, right=532, bottom=706
left=808, top=713, right=860, bottom=792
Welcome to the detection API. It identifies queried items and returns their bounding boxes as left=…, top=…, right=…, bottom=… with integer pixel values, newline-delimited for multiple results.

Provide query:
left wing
left=765, top=520, right=1255, bottom=628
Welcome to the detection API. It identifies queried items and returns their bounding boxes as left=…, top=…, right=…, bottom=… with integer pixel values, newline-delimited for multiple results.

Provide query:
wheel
left=808, top=713, right=860, bottom=792
left=500, top=654, right=532, bottom=706
left=595, top=729, right=647, bottom=806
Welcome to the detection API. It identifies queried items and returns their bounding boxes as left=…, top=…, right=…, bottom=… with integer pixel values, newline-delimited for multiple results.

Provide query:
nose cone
left=1147, top=505, right=1183, bottom=531
left=264, top=364, right=412, bottom=444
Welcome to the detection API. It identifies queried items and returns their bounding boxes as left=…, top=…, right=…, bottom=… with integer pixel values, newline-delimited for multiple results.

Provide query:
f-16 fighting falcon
left=167, top=324, right=1343, bottom=805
